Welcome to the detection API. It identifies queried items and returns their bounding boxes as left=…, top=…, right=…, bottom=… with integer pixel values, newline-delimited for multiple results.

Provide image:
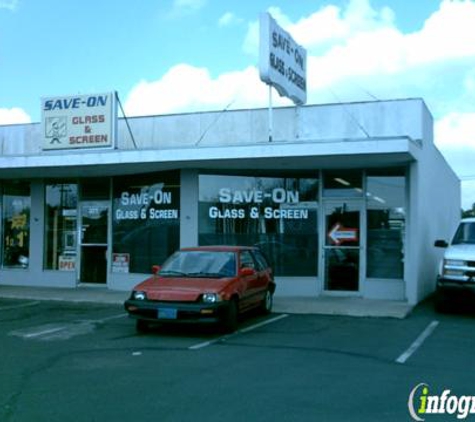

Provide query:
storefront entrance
left=323, top=201, right=363, bottom=292
left=79, top=201, right=109, bottom=284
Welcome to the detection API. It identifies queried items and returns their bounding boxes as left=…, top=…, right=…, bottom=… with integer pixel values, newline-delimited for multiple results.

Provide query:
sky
left=0, top=0, right=475, bottom=208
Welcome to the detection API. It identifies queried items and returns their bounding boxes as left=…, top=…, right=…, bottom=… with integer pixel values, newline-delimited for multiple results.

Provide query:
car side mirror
left=434, top=240, right=449, bottom=248
left=239, top=267, right=255, bottom=277
left=152, top=265, right=161, bottom=275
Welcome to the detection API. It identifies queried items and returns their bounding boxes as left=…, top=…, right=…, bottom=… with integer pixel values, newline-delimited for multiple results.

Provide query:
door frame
left=320, top=199, right=366, bottom=296
left=77, top=200, right=111, bottom=285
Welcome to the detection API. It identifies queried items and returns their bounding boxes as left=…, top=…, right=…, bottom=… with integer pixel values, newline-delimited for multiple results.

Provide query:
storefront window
left=323, top=170, right=363, bottom=197
left=112, top=172, right=180, bottom=273
left=199, top=174, right=319, bottom=276
left=80, top=178, right=110, bottom=200
left=44, top=183, right=78, bottom=271
left=3, top=182, right=31, bottom=268
left=366, top=174, right=405, bottom=279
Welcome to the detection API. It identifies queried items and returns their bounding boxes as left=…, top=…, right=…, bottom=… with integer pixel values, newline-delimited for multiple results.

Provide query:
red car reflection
left=124, top=246, right=276, bottom=333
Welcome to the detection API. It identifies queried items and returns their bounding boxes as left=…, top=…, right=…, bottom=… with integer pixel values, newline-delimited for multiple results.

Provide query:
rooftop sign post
left=41, top=91, right=117, bottom=151
left=259, top=12, right=307, bottom=141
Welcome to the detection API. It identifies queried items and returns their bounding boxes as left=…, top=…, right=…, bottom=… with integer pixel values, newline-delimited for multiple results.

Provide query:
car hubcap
left=265, top=291, right=272, bottom=311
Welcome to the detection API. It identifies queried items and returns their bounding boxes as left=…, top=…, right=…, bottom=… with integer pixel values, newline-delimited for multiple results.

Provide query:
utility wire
left=195, top=99, right=236, bottom=146
left=115, top=91, right=137, bottom=149
left=328, top=88, right=371, bottom=138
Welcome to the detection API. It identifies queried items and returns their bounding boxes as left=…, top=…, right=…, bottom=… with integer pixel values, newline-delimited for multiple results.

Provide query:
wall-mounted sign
left=41, top=92, right=117, bottom=150
left=328, top=223, right=358, bottom=245
left=259, top=12, right=307, bottom=105
left=112, top=253, right=130, bottom=273
left=114, top=187, right=179, bottom=221
left=58, top=254, right=76, bottom=271
left=207, top=187, right=310, bottom=220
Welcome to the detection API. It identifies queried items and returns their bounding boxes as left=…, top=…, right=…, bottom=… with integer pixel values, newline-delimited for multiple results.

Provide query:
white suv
left=434, top=218, right=475, bottom=311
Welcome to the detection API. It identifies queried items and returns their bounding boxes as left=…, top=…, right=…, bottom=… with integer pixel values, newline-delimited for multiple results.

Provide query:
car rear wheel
left=261, top=289, right=273, bottom=315
left=136, top=319, right=149, bottom=333
left=222, top=298, right=238, bottom=333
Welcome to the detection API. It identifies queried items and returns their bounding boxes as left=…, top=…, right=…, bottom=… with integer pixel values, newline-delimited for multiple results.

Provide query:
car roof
left=180, top=245, right=257, bottom=253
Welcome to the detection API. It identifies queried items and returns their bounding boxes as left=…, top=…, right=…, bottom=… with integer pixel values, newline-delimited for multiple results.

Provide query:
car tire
left=261, top=289, right=273, bottom=315
left=222, top=298, right=238, bottom=333
left=136, top=319, right=149, bottom=333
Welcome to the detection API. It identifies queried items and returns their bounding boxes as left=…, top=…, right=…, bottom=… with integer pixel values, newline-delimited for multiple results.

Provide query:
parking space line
left=188, top=314, right=289, bottom=350
left=238, top=314, right=289, bottom=333
left=11, top=313, right=127, bottom=341
left=189, top=339, right=218, bottom=350
left=87, top=313, right=127, bottom=323
left=0, top=301, right=40, bottom=311
left=396, top=320, right=439, bottom=364
left=24, top=326, right=67, bottom=338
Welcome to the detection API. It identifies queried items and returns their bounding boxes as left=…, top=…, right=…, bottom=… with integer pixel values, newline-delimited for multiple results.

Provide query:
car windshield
left=159, top=250, right=237, bottom=278
left=452, top=222, right=475, bottom=245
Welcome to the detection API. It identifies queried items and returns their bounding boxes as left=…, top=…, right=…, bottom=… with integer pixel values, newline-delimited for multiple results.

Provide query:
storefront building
left=0, top=98, right=460, bottom=305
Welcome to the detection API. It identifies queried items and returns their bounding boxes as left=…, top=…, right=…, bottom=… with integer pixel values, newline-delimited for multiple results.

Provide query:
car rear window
left=253, top=249, right=270, bottom=271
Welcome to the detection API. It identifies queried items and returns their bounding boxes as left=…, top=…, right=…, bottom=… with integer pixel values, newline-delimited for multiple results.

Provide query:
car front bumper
left=124, top=299, right=230, bottom=324
left=437, top=276, right=475, bottom=295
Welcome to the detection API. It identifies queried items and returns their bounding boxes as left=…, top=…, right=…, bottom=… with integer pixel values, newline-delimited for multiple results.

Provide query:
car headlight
left=133, top=291, right=147, bottom=300
left=202, top=293, right=222, bottom=303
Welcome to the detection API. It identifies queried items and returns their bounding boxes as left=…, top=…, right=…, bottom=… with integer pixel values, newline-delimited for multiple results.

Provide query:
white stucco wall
left=0, top=99, right=426, bottom=156
left=404, top=106, right=460, bottom=305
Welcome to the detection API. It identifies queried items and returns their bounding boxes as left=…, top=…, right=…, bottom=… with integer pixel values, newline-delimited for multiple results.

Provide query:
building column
left=180, top=169, right=199, bottom=247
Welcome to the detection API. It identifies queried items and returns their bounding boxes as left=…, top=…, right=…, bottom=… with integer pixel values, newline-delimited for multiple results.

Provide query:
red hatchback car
left=124, top=246, right=276, bottom=333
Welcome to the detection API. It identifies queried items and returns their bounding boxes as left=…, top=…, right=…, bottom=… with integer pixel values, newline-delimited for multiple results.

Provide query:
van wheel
left=222, top=299, right=238, bottom=333
left=434, top=291, right=448, bottom=313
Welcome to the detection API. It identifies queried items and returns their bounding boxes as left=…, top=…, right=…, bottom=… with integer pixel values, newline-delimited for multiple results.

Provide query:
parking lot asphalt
left=0, top=285, right=413, bottom=318
left=0, top=294, right=474, bottom=422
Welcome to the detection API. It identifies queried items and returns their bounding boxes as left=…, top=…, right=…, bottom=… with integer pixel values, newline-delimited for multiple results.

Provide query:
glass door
left=79, top=201, right=109, bottom=284
left=323, top=201, right=363, bottom=292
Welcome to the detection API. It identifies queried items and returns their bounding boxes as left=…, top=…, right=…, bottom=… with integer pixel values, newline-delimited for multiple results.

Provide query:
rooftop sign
left=41, top=92, right=117, bottom=150
left=259, top=12, right=307, bottom=105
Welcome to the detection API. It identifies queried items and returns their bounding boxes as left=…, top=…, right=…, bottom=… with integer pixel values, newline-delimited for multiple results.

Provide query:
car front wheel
left=222, top=299, right=238, bottom=333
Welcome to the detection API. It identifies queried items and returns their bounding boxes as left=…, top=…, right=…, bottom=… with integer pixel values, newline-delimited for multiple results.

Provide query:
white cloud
left=0, top=0, right=18, bottom=11
left=245, top=0, right=475, bottom=100
left=435, top=112, right=475, bottom=152
left=461, top=181, right=475, bottom=210
left=0, top=108, right=31, bottom=125
left=434, top=111, right=475, bottom=210
left=123, top=0, right=475, bottom=210
left=242, top=19, right=259, bottom=56
left=218, top=12, right=242, bottom=28
left=128, top=0, right=475, bottom=114
left=170, top=0, right=206, bottom=15
left=464, top=69, right=475, bottom=95
left=124, top=64, right=283, bottom=117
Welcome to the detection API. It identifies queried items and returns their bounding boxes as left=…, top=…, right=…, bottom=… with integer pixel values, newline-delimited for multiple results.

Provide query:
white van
left=434, top=218, right=475, bottom=311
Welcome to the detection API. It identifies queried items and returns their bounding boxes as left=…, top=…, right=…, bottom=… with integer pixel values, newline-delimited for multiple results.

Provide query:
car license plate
left=158, top=308, right=177, bottom=320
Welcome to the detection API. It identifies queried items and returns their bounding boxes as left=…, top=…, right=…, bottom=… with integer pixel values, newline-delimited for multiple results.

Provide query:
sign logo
left=259, top=12, right=307, bottom=105
left=41, top=92, right=117, bottom=150
left=408, top=383, right=475, bottom=420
